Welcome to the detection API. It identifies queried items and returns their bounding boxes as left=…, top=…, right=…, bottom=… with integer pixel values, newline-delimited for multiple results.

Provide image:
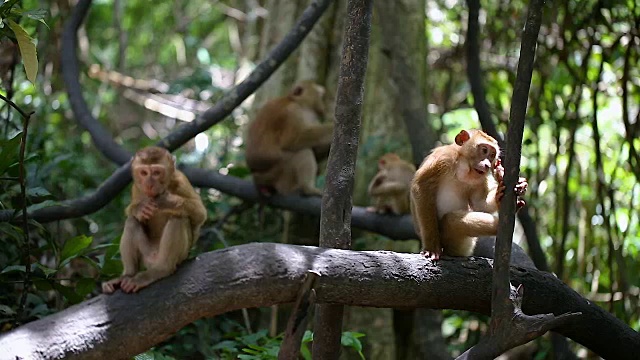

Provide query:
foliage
left=136, top=328, right=366, bottom=360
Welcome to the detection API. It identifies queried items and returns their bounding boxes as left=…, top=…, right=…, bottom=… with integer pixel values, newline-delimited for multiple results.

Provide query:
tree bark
left=0, top=243, right=636, bottom=360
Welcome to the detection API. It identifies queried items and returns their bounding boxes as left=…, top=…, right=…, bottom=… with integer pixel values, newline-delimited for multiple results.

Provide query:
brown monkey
left=102, top=146, right=207, bottom=294
left=366, top=153, right=416, bottom=215
left=410, top=129, right=527, bottom=260
left=244, top=81, right=333, bottom=196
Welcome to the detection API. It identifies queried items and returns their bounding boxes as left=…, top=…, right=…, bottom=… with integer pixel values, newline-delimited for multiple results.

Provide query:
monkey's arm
left=370, top=180, right=409, bottom=196
left=281, top=123, right=334, bottom=152
left=410, top=179, right=441, bottom=257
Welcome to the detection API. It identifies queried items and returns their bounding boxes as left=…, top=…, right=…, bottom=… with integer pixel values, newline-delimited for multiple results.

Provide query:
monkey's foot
left=420, top=249, right=441, bottom=261
left=102, top=275, right=132, bottom=294
left=120, top=275, right=153, bottom=294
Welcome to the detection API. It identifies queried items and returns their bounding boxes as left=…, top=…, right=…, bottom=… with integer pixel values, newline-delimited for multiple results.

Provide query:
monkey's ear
left=292, top=85, right=304, bottom=97
left=455, top=130, right=471, bottom=145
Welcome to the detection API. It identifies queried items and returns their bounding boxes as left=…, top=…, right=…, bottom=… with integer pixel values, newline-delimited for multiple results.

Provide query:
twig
left=278, top=271, right=318, bottom=360
left=15, top=108, right=32, bottom=324
left=0, top=94, right=34, bottom=119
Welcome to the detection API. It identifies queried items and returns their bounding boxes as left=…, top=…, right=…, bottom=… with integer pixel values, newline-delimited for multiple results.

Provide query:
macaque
left=102, top=146, right=207, bottom=294
left=366, top=153, right=416, bottom=215
left=244, top=81, right=333, bottom=196
left=410, top=129, right=527, bottom=260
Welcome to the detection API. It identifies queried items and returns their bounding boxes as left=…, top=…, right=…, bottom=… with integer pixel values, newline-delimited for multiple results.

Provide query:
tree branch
left=314, top=0, right=372, bottom=358
left=461, top=2, right=581, bottom=359
left=0, top=243, right=636, bottom=360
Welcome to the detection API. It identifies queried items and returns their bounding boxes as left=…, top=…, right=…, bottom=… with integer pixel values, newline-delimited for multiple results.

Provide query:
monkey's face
left=134, top=164, right=170, bottom=198
left=459, top=141, right=498, bottom=184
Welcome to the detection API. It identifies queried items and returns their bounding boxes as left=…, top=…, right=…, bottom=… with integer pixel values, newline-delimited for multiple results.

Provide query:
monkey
left=410, top=129, right=527, bottom=260
left=102, top=146, right=207, bottom=294
left=244, top=80, right=333, bottom=196
left=366, top=153, right=416, bottom=215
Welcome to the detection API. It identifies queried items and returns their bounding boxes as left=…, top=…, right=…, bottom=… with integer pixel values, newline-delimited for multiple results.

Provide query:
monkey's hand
left=515, top=176, right=528, bottom=211
left=134, top=199, right=157, bottom=223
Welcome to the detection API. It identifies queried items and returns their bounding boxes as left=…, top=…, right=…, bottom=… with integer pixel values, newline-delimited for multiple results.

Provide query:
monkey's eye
left=480, top=146, right=489, bottom=155
left=140, top=169, right=149, bottom=177
left=152, top=169, right=162, bottom=177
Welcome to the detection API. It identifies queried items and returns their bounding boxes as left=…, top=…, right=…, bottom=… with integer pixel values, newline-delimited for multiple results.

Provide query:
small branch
left=16, top=109, right=32, bottom=325
left=0, top=94, right=34, bottom=119
left=278, top=271, right=318, bottom=360
left=461, top=1, right=580, bottom=358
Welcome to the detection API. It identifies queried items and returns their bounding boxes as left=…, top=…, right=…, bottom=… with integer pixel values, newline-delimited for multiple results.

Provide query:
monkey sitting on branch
left=410, top=129, right=527, bottom=260
left=103, top=146, right=207, bottom=294
left=244, top=81, right=333, bottom=196
left=366, top=153, right=416, bottom=215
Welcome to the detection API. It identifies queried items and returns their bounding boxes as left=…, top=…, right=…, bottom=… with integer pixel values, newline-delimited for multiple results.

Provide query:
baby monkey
left=410, top=129, right=527, bottom=259
left=367, top=153, right=416, bottom=215
left=102, top=146, right=207, bottom=294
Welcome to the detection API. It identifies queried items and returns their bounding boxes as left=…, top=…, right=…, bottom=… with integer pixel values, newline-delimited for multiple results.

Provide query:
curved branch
left=0, top=243, right=636, bottom=360
left=61, top=0, right=334, bottom=164
left=61, top=0, right=132, bottom=164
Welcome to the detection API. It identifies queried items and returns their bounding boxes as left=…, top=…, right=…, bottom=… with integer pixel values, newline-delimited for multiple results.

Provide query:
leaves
left=6, top=19, right=38, bottom=84
left=60, top=235, right=93, bottom=267
left=0, top=132, right=22, bottom=175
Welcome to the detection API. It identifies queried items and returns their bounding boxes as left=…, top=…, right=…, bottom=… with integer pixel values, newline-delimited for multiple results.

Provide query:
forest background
left=0, top=0, right=638, bottom=359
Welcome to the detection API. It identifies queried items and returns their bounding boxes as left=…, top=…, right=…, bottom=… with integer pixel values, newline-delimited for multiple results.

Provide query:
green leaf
left=26, top=186, right=52, bottom=198
left=60, top=234, right=93, bottom=265
left=0, top=0, right=20, bottom=15
left=22, top=9, right=49, bottom=27
left=32, top=278, right=53, bottom=291
left=35, top=263, right=58, bottom=277
left=6, top=19, right=38, bottom=84
left=1, top=265, right=26, bottom=274
left=76, top=277, right=96, bottom=298
left=0, top=305, right=16, bottom=315
left=0, top=222, right=24, bottom=243
left=0, top=132, right=22, bottom=175
left=54, top=283, right=83, bottom=304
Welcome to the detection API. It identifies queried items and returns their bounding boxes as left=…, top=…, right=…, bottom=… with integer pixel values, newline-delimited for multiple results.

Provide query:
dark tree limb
left=0, top=243, right=636, bottom=360
left=314, top=1, right=372, bottom=358
left=61, top=0, right=334, bottom=164
left=461, top=1, right=581, bottom=358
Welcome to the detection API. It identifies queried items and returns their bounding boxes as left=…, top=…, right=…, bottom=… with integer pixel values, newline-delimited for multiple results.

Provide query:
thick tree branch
left=0, top=243, right=636, bottom=360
